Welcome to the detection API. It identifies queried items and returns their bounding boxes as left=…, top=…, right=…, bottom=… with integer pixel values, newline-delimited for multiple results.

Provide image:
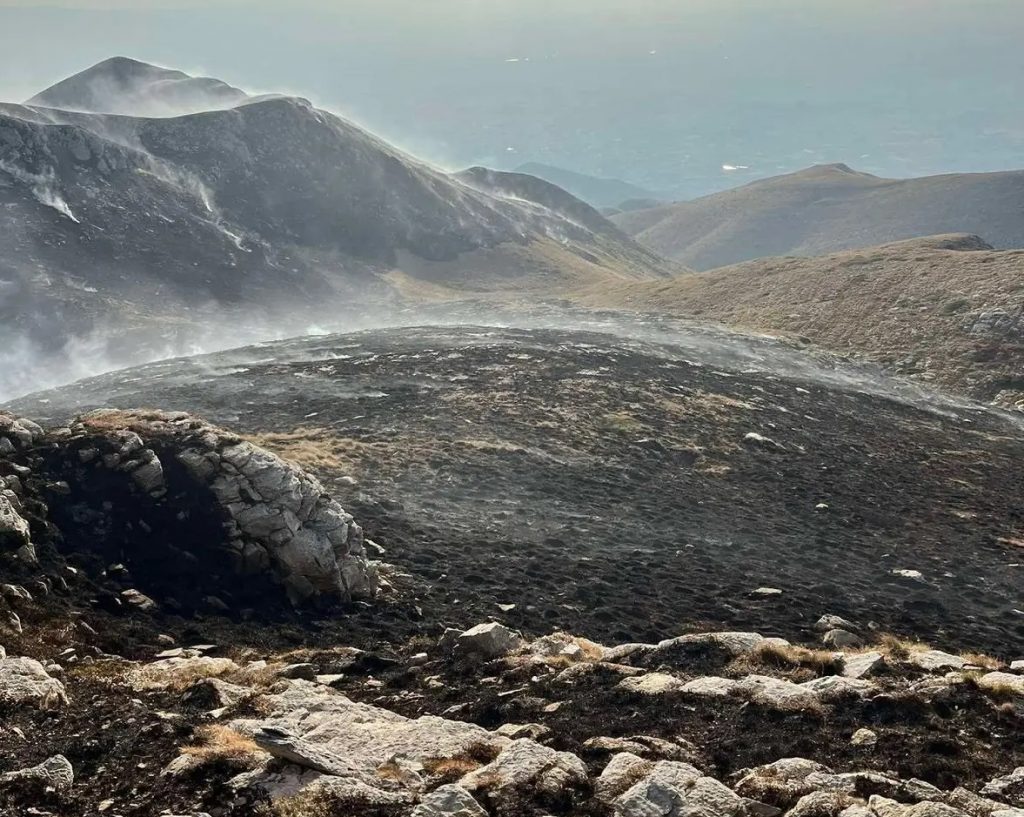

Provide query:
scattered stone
left=121, top=588, right=158, bottom=612
left=617, top=763, right=743, bottom=817
left=851, top=728, right=879, bottom=747
left=0, top=492, right=30, bottom=549
left=744, top=432, right=784, bottom=450
left=788, top=790, right=856, bottom=817
left=456, top=622, right=525, bottom=659
left=1010, top=660, right=1024, bottom=673
left=815, top=615, right=859, bottom=633
left=892, top=569, right=926, bottom=582
left=752, top=587, right=784, bottom=597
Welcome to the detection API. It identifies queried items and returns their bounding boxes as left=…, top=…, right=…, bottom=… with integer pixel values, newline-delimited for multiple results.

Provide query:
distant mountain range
left=583, top=234, right=1024, bottom=408
left=513, top=162, right=662, bottom=210
left=612, top=163, right=1024, bottom=270
left=0, top=57, right=670, bottom=399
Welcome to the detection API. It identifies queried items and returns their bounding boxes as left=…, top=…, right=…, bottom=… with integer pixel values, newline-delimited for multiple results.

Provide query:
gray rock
left=823, top=629, right=863, bottom=649
left=737, top=675, right=820, bottom=710
left=619, top=672, right=687, bottom=695
left=842, top=652, right=886, bottom=679
left=851, top=728, right=879, bottom=747
left=412, top=784, right=487, bottom=817
left=278, top=663, right=318, bottom=681
left=596, top=752, right=653, bottom=803
left=460, top=738, right=588, bottom=799
left=681, top=676, right=740, bottom=697
left=976, top=672, right=1024, bottom=698
left=789, top=791, right=856, bottom=817
left=945, top=787, right=1010, bottom=817
left=0, top=754, right=74, bottom=796
left=799, top=675, right=875, bottom=701
left=1010, top=661, right=1024, bottom=673
left=815, top=615, right=860, bottom=634
left=907, top=651, right=967, bottom=673
left=615, top=764, right=742, bottom=817
left=0, top=493, right=30, bottom=550
left=0, top=657, right=68, bottom=709
left=121, top=588, right=158, bottom=612
left=983, top=768, right=1024, bottom=806
left=455, top=622, right=525, bottom=659
left=250, top=725, right=368, bottom=778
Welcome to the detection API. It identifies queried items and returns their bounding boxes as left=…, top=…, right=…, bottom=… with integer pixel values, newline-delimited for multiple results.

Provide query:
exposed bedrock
left=0, top=409, right=377, bottom=611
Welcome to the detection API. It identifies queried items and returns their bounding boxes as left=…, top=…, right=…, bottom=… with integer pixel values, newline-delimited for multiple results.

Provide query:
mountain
left=513, top=161, right=661, bottom=209
left=26, top=56, right=250, bottom=117
left=581, top=234, right=1024, bottom=408
left=612, top=163, right=1024, bottom=270
left=0, top=59, right=670, bottom=400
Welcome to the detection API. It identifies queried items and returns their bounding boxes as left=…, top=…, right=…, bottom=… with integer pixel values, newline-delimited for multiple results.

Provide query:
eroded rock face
left=8, top=409, right=377, bottom=609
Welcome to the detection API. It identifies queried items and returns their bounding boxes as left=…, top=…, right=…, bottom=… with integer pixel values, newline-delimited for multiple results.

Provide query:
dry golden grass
left=248, top=428, right=372, bottom=475
left=180, top=725, right=267, bottom=766
left=268, top=788, right=339, bottom=817
left=579, top=238, right=1024, bottom=404
left=738, top=642, right=842, bottom=675
left=871, top=634, right=933, bottom=660
left=961, top=652, right=1003, bottom=670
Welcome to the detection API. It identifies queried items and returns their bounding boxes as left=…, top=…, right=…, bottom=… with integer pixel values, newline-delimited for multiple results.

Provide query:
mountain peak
left=26, top=56, right=248, bottom=117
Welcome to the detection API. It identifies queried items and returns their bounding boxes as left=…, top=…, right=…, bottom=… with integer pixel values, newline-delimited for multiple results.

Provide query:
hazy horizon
left=2, top=0, right=1022, bottom=197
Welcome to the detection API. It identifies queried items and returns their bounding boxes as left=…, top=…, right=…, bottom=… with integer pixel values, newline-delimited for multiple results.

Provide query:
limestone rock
left=983, top=768, right=1024, bottom=807
left=460, top=738, right=588, bottom=800
left=231, top=680, right=507, bottom=790
left=788, top=791, right=856, bottom=817
left=735, top=759, right=833, bottom=807
left=456, top=622, right=525, bottom=659
left=815, top=615, right=860, bottom=634
left=737, top=675, right=820, bottom=710
left=596, top=753, right=654, bottom=803
left=823, top=630, right=863, bottom=649
left=843, top=652, right=886, bottom=679
left=682, top=676, right=740, bottom=697
left=799, top=675, right=875, bottom=701
left=0, top=492, right=30, bottom=550
left=0, top=754, right=74, bottom=796
left=0, top=657, right=68, bottom=709
left=907, top=651, right=967, bottom=673
left=851, top=728, right=879, bottom=747
left=412, top=784, right=488, bottom=817
left=615, top=763, right=739, bottom=817
left=945, top=787, right=1013, bottom=817
left=976, top=673, right=1024, bottom=698
left=129, top=656, right=240, bottom=691
left=619, top=672, right=687, bottom=695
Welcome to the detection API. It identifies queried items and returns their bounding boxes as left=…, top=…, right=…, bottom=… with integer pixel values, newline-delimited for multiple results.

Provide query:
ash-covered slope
left=10, top=321, right=1024, bottom=654
left=26, top=56, right=250, bottom=117
left=0, top=59, right=668, bottom=400
left=582, top=234, right=1024, bottom=409
left=613, top=163, right=1024, bottom=269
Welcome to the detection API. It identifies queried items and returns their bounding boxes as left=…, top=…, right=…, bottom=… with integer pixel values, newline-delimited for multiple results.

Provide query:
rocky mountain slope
left=612, top=164, right=1024, bottom=270
left=1, top=323, right=1023, bottom=815
left=0, top=59, right=669, bottom=400
left=580, top=235, right=1024, bottom=409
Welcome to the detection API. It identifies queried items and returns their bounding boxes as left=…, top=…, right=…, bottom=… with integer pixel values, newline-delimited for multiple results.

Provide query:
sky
left=1, top=0, right=1022, bottom=196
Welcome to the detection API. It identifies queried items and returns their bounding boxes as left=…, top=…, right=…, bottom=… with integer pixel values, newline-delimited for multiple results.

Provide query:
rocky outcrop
left=0, top=409, right=377, bottom=609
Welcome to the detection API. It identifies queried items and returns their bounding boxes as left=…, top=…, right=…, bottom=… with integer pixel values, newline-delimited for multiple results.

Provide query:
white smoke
left=0, top=160, right=80, bottom=222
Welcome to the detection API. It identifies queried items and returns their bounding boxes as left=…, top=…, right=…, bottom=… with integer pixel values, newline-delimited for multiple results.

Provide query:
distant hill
left=0, top=59, right=670, bottom=400
left=582, top=234, right=1024, bottom=408
left=612, top=163, right=1024, bottom=270
left=514, top=162, right=661, bottom=209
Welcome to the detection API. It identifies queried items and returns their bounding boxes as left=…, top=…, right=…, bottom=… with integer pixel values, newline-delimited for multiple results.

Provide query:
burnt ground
left=10, top=322, right=1024, bottom=656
